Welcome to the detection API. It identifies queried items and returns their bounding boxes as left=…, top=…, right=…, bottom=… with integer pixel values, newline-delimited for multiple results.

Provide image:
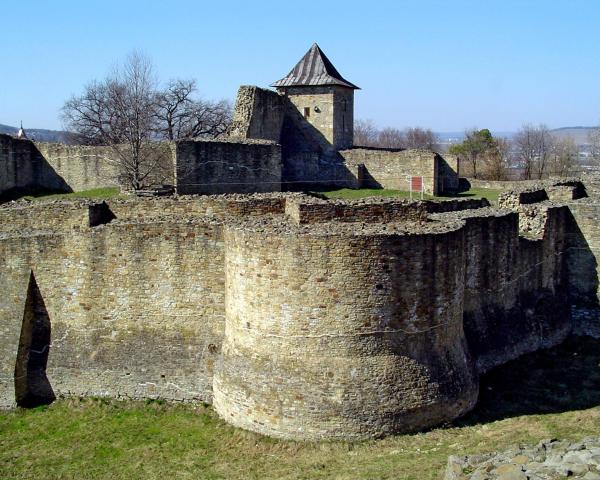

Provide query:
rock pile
left=445, top=438, right=600, bottom=480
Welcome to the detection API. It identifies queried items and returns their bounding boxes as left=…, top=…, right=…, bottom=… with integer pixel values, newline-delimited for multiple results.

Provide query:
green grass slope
left=1, top=336, right=598, bottom=480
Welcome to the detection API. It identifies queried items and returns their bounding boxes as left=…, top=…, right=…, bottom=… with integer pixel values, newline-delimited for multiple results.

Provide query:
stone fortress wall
left=33, top=142, right=121, bottom=192
left=174, top=138, right=282, bottom=195
left=1, top=178, right=599, bottom=440
left=0, top=82, right=459, bottom=199
left=1, top=135, right=75, bottom=200
left=0, top=132, right=282, bottom=200
left=229, top=85, right=460, bottom=194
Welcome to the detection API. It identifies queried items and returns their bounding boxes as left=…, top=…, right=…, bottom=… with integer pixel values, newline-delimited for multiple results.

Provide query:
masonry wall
left=174, top=139, right=282, bottom=195
left=438, top=153, right=460, bottom=193
left=280, top=85, right=354, bottom=150
left=450, top=206, right=571, bottom=372
left=566, top=199, right=600, bottom=307
left=0, top=195, right=289, bottom=408
left=214, top=219, right=478, bottom=440
left=0, top=134, right=72, bottom=200
left=0, top=219, right=226, bottom=408
left=35, top=143, right=120, bottom=192
left=340, top=148, right=457, bottom=195
left=229, top=86, right=284, bottom=142
left=0, top=190, right=596, bottom=440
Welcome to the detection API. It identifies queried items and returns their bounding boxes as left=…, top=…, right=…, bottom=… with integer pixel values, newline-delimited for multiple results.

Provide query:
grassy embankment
left=1, top=336, right=598, bottom=480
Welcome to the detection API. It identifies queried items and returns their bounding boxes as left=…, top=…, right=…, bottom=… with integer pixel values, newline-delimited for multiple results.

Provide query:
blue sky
left=2, top=0, right=599, bottom=132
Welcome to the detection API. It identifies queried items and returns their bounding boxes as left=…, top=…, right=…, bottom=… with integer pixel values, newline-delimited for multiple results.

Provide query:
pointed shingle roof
left=271, top=43, right=359, bottom=89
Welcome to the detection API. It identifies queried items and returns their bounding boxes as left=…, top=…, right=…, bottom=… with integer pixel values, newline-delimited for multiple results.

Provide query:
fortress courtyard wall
left=0, top=189, right=598, bottom=439
left=0, top=217, right=226, bottom=408
left=0, top=194, right=289, bottom=408
left=0, top=135, right=72, bottom=201
left=339, top=148, right=457, bottom=196
left=34, top=142, right=121, bottom=192
left=229, top=86, right=285, bottom=143
left=174, top=138, right=282, bottom=195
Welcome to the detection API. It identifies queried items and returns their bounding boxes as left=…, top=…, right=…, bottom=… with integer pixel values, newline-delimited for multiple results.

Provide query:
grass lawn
left=1, top=336, right=598, bottom=480
left=22, top=187, right=123, bottom=202
left=15, top=186, right=503, bottom=205
left=320, top=187, right=502, bottom=204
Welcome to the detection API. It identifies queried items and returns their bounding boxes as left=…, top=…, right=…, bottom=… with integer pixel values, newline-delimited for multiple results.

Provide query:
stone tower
left=271, top=43, right=359, bottom=150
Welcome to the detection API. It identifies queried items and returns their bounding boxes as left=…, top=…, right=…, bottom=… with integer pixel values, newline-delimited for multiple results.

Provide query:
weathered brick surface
left=174, top=138, right=282, bottom=195
left=340, top=148, right=458, bottom=195
left=229, top=86, right=285, bottom=142
left=214, top=218, right=478, bottom=440
left=34, top=142, right=121, bottom=192
left=0, top=189, right=598, bottom=440
left=0, top=135, right=72, bottom=200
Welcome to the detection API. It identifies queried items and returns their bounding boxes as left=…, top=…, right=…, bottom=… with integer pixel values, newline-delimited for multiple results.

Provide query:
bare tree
left=354, top=119, right=379, bottom=147
left=62, top=52, right=232, bottom=190
left=354, top=120, right=439, bottom=151
left=481, top=137, right=510, bottom=180
left=155, top=79, right=231, bottom=140
left=550, top=137, right=577, bottom=177
left=588, top=127, right=600, bottom=164
left=377, top=127, right=404, bottom=148
left=403, top=127, right=438, bottom=150
left=514, top=124, right=553, bottom=179
left=62, top=52, right=168, bottom=190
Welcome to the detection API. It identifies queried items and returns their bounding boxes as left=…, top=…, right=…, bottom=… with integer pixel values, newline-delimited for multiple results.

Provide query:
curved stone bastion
left=214, top=218, right=479, bottom=440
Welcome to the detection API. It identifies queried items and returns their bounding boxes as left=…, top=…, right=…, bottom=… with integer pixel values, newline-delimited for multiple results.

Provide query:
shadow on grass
left=456, top=335, right=600, bottom=427
left=439, top=192, right=477, bottom=198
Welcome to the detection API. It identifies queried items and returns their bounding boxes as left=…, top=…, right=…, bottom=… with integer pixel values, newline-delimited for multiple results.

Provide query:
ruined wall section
left=340, top=148, right=458, bottom=195
left=35, top=143, right=120, bottom=192
left=0, top=194, right=287, bottom=236
left=445, top=206, right=570, bottom=372
left=0, top=135, right=72, bottom=200
left=0, top=190, right=594, bottom=439
left=0, top=216, right=226, bottom=408
left=214, top=219, right=478, bottom=440
left=565, top=198, right=600, bottom=337
left=229, top=86, right=285, bottom=142
left=1, top=135, right=178, bottom=201
left=437, top=153, right=460, bottom=193
left=468, top=178, right=587, bottom=198
left=0, top=194, right=292, bottom=408
left=497, top=183, right=597, bottom=340
left=174, top=139, right=282, bottom=195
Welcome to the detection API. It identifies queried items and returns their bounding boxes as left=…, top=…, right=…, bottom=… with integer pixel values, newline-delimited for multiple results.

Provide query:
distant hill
left=550, top=126, right=597, bottom=145
left=0, top=123, right=75, bottom=143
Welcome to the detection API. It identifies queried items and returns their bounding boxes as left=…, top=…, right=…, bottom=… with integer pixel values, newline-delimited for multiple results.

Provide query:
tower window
left=303, top=107, right=310, bottom=119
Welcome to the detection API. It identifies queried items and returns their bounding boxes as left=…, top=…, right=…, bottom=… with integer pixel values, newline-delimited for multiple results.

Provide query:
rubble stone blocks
left=445, top=437, right=600, bottom=480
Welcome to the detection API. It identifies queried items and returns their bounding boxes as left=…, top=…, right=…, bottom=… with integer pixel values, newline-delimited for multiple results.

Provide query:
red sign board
left=410, top=176, right=423, bottom=192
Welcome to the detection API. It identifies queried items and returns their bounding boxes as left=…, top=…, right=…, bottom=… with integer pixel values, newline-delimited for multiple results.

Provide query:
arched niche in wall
left=14, top=271, right=56, bottom=408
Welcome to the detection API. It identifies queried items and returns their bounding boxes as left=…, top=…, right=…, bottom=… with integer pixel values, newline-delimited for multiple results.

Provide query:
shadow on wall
left=14, top=271, right=55, bottom=408
left=456, top=335, right=600, bottom=426
left=566, top=208, right=600, bottom=308
left=88, top=201, right=117, bottom=227
left=0, top=138, right=72, bottom=203
left=280, top=100, right=359, bottom=191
